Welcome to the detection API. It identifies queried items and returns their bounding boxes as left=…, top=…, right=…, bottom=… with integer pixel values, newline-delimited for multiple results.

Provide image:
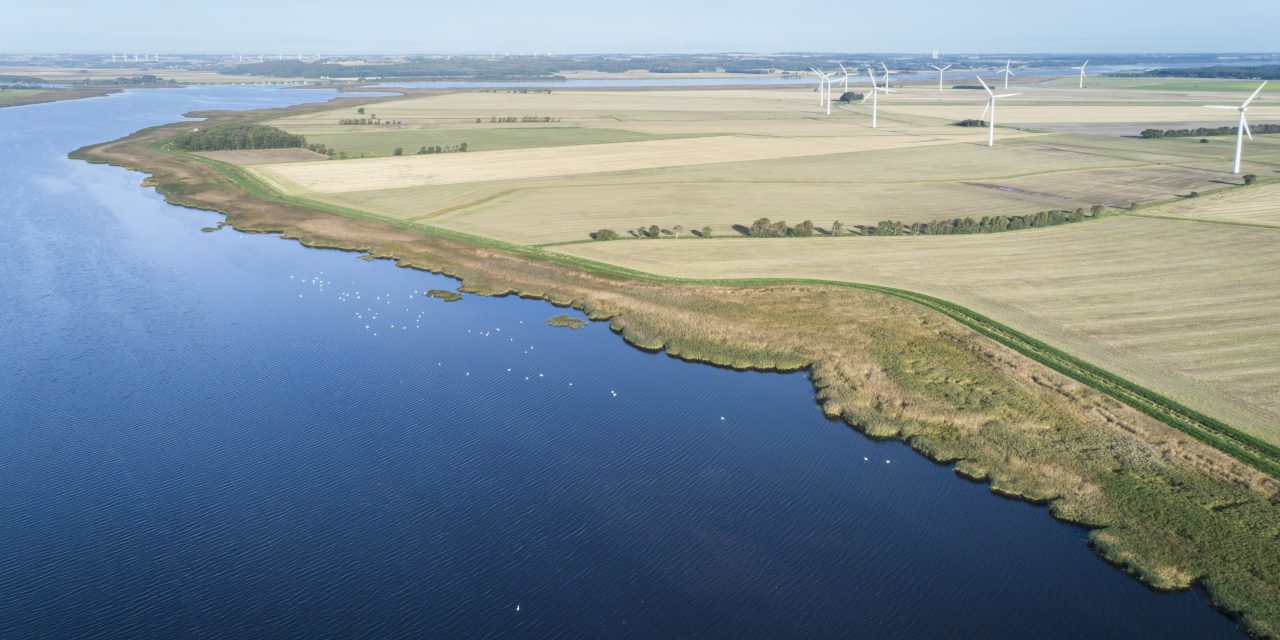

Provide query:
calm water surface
left=0, top=86, right=1244, bottom=638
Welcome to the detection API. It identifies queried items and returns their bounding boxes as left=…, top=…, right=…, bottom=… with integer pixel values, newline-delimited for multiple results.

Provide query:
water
left=0, top=85, right=1245, bottom=639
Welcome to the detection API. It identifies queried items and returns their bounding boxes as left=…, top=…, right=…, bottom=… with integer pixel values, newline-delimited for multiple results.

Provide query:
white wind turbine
left=810, top=67, right=828, bottom=108
left=864, top=67, right=895, bottom=128
left=879, top=62, right=898, bottom=92
left=1073, top=60, right=1089, bottom=89
left=930, top=63, right=951, bottom=93
left=1001, top=59, right=1015, bottom=89
left=1205, top=81, right=1268, bottom=174
left=838, top=63, right=852, bottom=96
left=976, top=76, right=1021, bottom=147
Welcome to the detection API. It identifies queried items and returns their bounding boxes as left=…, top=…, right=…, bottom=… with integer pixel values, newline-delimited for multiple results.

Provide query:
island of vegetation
left=70, top=89, right=1280, bottom=638
left=545, top=314, right=588, bottom=329
left=425, top=289, right=463, bottom=301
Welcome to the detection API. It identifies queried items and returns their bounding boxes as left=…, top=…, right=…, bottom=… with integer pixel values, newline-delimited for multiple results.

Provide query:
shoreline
left=0, top=86, right=120, bottom=108
left=69, top=91, right=1280, bottom=638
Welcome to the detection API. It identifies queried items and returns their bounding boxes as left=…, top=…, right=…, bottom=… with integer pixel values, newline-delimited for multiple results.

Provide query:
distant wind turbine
left=838, top=63, right=852, bottom=96
left=810, top=67, right=833, bottom=114
left=879, top=62, right=897, bottom=92
left=1001, top=59, right=1015, bottom=90
left=976, top=76, right=1021, bottom=147
left=1205, top=81, right=1268, bottom=174
left=929, top=63, right=951, bottom=93
left=1073, top=60, right=1089, bottom=89
left=810, top=67, right=827, bottom=107
left=864, top=67, right=895, bottom=128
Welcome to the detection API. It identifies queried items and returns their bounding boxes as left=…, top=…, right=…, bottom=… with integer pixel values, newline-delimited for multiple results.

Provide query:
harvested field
left=248, top=134, right=971, bottom=193
left=1149, top=181, right=1280, bottom=226
left=556, top=215, right=1280, bottom=445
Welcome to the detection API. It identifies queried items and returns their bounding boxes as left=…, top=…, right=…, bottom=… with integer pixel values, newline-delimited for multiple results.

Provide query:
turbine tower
left=976, top=76, right=1021, bottom=147
left=1073, top=60, right=1089, bottom=89
left=929, top=63, right=951, bottom=93
left=810, top=67, right=833, bottom=114
left=1001, top=59, right=1015, bottom=90
left=864, top=67, right=894, bottom=128
left=838, top=63, right=851, bottom=96
left=1205, top=81, right=1268, bottom=174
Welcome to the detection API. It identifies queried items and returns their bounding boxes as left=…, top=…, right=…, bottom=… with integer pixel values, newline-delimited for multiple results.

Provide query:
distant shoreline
left=0, top=86, right=119, bottom=108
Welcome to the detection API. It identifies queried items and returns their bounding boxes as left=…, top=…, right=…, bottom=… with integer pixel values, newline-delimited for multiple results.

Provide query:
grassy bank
left=69, top=94, right=1280, bottom=638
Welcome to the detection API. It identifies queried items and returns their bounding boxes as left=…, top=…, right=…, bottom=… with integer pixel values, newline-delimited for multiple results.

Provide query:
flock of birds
left=285, top=268, right=897, bottom=468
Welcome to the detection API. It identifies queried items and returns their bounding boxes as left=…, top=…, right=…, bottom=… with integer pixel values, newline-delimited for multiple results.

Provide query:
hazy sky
left=7, top=0, right=1279, bottom=54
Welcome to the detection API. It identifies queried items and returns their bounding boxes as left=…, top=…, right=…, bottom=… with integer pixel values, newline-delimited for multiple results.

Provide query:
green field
left=0, top=88, right=45, bottom=105
left=301, top=126, right=709, bottom=158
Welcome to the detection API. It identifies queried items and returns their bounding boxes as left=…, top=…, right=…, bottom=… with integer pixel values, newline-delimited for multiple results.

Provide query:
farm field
left=1142, top=180, right=1280, bottom=226
left=216, top=83, right=1280, bottom=443
left=555, top=214, right=1280, bottom=445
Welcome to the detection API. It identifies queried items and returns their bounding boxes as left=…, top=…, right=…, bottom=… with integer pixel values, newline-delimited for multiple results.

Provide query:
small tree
left=830, top=221, right=844, bottom=236
left=1243, top=174, right=1258, bottom=185
left=459, top=142, right=468, bottom=152
left=392, top=147, right=403, bottom=156
left=648, top=224, right=661, bottom=239
left=357, top=107, right=365, bottom=114
left=793, top=220, right=815, bottom=237
left=592, top=228, right=618, bottom=241
left=672, top=224, right=684, bottom=238
left=700, top=226, right=712, bottom=238
left=1090, top=204, right=1105, bottom=216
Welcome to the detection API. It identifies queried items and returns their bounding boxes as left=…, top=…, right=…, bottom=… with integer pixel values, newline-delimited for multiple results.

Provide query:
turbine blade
left=1243, top=117, right=1253, bottom=141
left=942, top=64, right=952, bottom=71
left=975, top=75, right=993, bottom=96
left=1242, top=81, right=1268, bottom=108
left=839, top=62, right=849, bottom=74
left=1204, top=105, right=1237, bottom=109
left=981, top=100, right=991, bottom=120
left=996, top=93, right=1021, bottom=98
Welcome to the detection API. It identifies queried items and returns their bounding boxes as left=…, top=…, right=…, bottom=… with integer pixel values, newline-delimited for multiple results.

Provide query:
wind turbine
left=1205, top=81, right=1268, bottom=174
left=1073, top=60, right=1089, bottom=89
left=810, top=67, right=833, bottom=114
left=838, top=63, right=852, bottom=96
left=929, top=63, right=951, bottom=93
left=810, top=67, right=827, bottom=107
left=976, top=76, right=1021, bottom=147
left=879, top=62, right=897, bottom=92
left=1001, top=59, right=1015, bottom=90
left=864, top=67, right=894, bottom=128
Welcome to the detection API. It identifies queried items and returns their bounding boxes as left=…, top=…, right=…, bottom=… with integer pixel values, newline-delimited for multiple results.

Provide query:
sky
left=6, top=0, right=1279, bottom=54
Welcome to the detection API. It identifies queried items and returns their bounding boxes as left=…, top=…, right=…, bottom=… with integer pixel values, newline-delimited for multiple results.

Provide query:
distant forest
left=1141, top=124, right=1280, bottom=138
left=1123, top=65, right=1280, bottom=80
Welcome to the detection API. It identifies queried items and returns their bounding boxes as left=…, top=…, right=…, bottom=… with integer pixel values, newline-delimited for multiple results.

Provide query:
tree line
left=1141, top=124, right=1280, bottom=138
left=954, top=119, right=988, bottom=127
left=171, top=123, right=306, bottom=151
left=1128, top=65, right=1280, bottom=80
left=394, top=144, right=469, bottom=155
left=587, top=207, right=1106, bottom=242
left=863, top=208, right=1096, bottom=236
left=475, top=116, right=562, bottom=123
left=591, top=225, right=713, bottom=240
